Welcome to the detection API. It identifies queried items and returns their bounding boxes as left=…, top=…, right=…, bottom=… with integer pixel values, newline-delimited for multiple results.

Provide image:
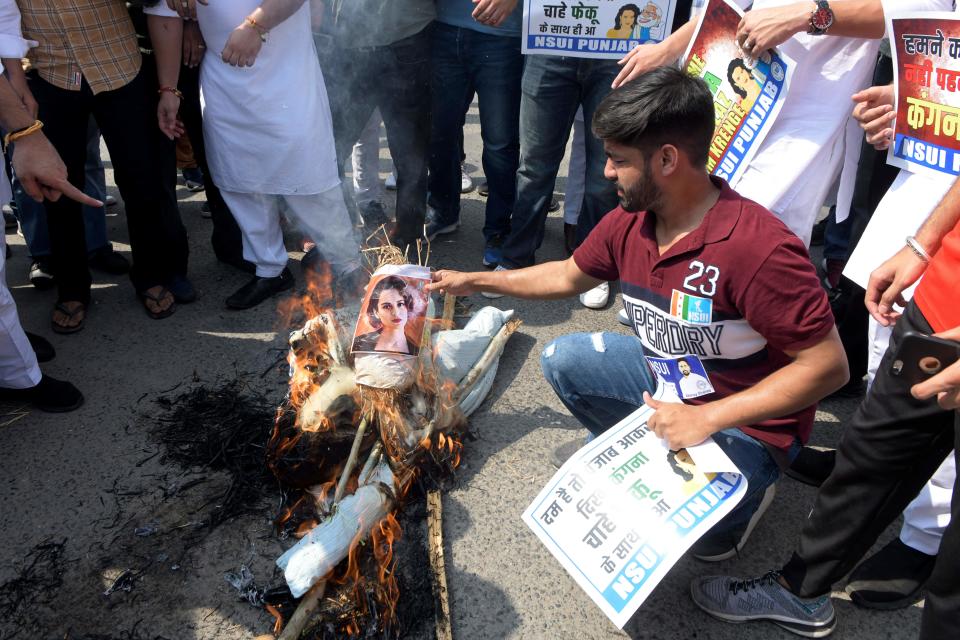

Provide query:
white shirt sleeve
left=143, top=2, right=181, bottom=18
left=0, top=0, right=36, bottom=60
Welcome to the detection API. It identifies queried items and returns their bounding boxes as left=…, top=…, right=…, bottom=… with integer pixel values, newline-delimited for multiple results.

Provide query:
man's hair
left=727, top=58, right=750, bottom=99
left=677, top=357, right=689, bottom=365
left=592, top=66, right=714, bottom=166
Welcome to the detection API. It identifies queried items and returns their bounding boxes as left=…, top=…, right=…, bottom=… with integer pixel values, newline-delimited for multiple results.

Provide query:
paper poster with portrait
left=644, top=355, right=715, bottom=400
left=522, top=392, right=746, bottom=628
left=522, top=0, right=678, bottom=59
left=680, top=0, right=795, bottom=183
left=351, top=264, right=431, bottom=357
left=887, top=12, right=960, bottom=178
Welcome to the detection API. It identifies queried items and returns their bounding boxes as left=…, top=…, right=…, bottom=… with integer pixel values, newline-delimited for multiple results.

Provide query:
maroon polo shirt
left=573, top=178, right=834, bottom=452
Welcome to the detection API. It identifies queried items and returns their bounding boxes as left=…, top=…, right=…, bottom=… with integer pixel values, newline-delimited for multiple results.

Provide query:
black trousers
left=177, top=64, right=250, bottom=271
left=29, top=68, right=188, bottom=302
left=317, top=27, right=432, bottom=245
left=781, top=302, right=958, bottom=639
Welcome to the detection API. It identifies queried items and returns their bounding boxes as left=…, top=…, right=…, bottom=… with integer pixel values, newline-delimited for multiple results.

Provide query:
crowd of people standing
left=0, top=1, right=959, bottom=638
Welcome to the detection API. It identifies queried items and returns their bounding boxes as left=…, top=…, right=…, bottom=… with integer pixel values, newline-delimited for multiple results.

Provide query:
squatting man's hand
left=852, top=84, right=896, bottom=150
left=911, top=325, right=960, bottom=410
left=643, top=391, right=716, bottom=450
left=426, top=270, right=479, bottom=296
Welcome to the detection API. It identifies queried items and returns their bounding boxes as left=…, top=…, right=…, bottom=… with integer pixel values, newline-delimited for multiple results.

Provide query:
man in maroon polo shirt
left=427, top=66, right=849, bottom=560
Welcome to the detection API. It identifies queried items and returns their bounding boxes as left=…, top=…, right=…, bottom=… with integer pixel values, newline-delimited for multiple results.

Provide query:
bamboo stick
left=441, top=293, right=456, bottom=327
left=333, top=416, right=368, bottom=505
left=427, top=489, right=453, bottom=640
left=277, top=581, right=327, bottom=640
left=455, top=319, right=521, bottom=400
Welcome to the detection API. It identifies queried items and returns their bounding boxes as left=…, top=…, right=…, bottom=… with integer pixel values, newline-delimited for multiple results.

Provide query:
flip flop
left=51, top=301, right=86, bottom=334
left=138, top=286, right=177, bottom=320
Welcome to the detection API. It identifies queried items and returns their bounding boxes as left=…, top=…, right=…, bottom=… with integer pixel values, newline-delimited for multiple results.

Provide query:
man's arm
left=221, top=0, right=309, bottom=67
left=613, top=19, right=696, bottom=88
left=146, top=14, right=183, bottom=140
left=737, top=0, right=885, bottom=55
left=866, top=175, right=960, bottom=325
left=0, top=75, right=100, bottom=206
left=426, top=258, right=603, bottom=299
left=645, top=329, right=849, bottom=449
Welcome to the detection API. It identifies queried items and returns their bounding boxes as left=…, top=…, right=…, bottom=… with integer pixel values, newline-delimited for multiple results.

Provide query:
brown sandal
left=138, top=286, right=176, bottom=319
left=51, top=301, right=86, bottom=334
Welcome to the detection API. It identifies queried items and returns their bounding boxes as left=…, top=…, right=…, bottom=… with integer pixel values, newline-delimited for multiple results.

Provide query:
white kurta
left=726, top=0, right=879, bottom=246
left=148, top=1, right=341, bottom=195
left=0, top=0, right=41, bottom=389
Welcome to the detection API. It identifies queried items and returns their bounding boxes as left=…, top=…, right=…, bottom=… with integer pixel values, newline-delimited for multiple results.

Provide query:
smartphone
left=889, top=331, right=960, bottom=386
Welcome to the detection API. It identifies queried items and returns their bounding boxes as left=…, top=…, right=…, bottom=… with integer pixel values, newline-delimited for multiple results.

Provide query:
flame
left=371, top=512, right=402, bottom=626
left=266, top=603, right=284, bottom=636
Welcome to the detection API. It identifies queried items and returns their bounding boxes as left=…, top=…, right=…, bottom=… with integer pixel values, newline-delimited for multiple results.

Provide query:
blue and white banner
left=522, top=397, right=746, bottom=628
left=522, top=0, right=678, bottom=59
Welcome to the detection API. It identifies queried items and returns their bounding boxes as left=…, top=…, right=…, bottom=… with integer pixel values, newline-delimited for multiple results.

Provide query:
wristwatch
left=808, top=0, right=834, bottom=35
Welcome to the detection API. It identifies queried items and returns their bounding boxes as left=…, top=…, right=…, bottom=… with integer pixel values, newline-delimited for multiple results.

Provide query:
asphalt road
left=0, top=110, right=923, bottom=640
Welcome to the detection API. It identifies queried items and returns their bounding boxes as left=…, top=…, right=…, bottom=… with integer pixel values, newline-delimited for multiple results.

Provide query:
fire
left=266, top=603, right=284, bottom=635
left=265, top=257, right=473, bottom=637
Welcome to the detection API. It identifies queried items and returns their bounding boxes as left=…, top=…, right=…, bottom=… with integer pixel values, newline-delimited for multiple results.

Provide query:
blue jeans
left=14, top=117, right=108, bottom=258
left=540, top=332, right=786, bottom=548
left=427, top=24, right=522, bottom=242
left=823, top=205, right=852, bottom=261
left=500, top=56, right=619, bottom=267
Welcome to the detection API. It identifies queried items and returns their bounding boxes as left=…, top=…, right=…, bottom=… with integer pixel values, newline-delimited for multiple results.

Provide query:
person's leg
left=574, top=59, right=620, bottom=244
left=470, top=31, right=522, bottom=244
left=500, top=56, right=581, bottom=268
left=920, top=433, right=960, bottom=640
left=540, top=332, right=657, bottom=436
left=219, top=190, right=288, bottom=278
left=564, top=108, right=586, bottom=227
left=691, top=428, right=782, bottom=559
left=82, top=117, right=108, bottom=253
left=178, top=63, right=250, bottom=269
left=378, top=28, right=432, bottom=245
left=427, top=24, right=473, bottom=233
left=900, top=454, right=954, bottom=553
left=281, top=188, right=361, bottom=277
left=352, top=109, right=385, bottom=208
left=28, top=73, right=92, bottom=307
left=11, top=177, right=50, bottom=259
left=93, top=69, right=189, bottom=293
left=780, top=301, right=955, bottom=598
left=0, top=233, right=40, bottom=389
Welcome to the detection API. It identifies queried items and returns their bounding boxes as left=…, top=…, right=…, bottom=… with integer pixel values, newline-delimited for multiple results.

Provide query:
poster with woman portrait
left=522, top=0, right=677, bottom=59
left=680, top=0, right=794, bottom=183
left=351, top=264, right=431, bottom=357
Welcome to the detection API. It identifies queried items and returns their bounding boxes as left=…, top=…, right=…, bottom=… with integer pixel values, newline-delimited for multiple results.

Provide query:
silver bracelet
left=906, top=235, right=931, bottom=262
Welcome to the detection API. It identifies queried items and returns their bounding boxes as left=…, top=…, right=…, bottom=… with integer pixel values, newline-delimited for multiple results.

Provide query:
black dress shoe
left=0, top=374, right=84, bottom=412
left=226, top=267, right=294, bottom=310
left=785, top=447, right=836, bottom=487
left=25, top=332, right=55, bottom=363
left=88, top=245, right=130, bottom=275
left=847, top=538, right=937, bottom=610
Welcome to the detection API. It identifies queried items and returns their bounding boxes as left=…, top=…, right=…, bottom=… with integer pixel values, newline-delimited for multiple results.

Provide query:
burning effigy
left=263, top=252, right=520, bottom=638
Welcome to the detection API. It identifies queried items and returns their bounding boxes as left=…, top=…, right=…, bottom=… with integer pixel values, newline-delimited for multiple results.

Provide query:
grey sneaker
left=481, top=264, right=509, bottom=299
left=690, top=571, right=836, bottom=638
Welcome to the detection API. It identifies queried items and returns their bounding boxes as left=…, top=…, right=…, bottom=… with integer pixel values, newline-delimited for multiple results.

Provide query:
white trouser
left=351, top=109, right=384, bottom=207
left=0, top=233, right=41, bottom=389
left=220, top=188, right=360, bottom=279
left=867, top=315, right=953, bottom=554
left=564, top=107, right=586, bottom=226
left=900, top=455, right=955, bottom=555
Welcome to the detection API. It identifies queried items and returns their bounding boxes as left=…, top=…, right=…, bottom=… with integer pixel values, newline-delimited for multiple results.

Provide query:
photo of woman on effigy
left=351, top=275, right=427, bottom=356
